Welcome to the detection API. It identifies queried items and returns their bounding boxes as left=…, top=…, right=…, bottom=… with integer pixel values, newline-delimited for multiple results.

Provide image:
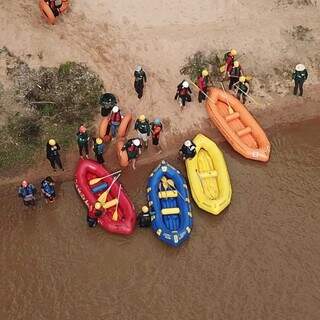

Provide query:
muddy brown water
left=1, top=119, right=320, bottom=320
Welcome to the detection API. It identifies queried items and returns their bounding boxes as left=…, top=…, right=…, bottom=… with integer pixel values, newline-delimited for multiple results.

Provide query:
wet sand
left=1, top=119, right=320, bottom=320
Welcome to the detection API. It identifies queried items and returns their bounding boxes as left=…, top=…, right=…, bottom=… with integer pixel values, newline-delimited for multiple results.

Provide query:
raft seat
left=225, top=112, right=240, bottom=122
left=237, top=126, right=252, bottom=137
left=199, top=170, right=218, bottom=179
left=102, top=198, right=118, bottom=209
left=161, top=207, right=180, bottom=215
left=158, top=190, right=178, bottom=199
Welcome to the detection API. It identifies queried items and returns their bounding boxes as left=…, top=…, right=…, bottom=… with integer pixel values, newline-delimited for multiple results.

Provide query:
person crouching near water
left=197, top=69, right=209, bottom=103
left=121, top=138, right=142, bottom=170
left=46, top=139, right=64, bottom=171
left=87, top=202, right=103, bottom=228
left=179, top=140, right=196, bottom=160
left=77, top=125, right=90, bottom=159
left=235, top=76, right=249, bottom=104
left=292, top=64, right=308, bottom=96
left=137, top=206, right=151, bottom=228
left=135, top=115, right=151, bottom=148
left=174, top=80, right=192, bottom=109
left=93, top=138, right=105, bottom=164
left=150, top=118, right=163, bottom=153
left=41, top=176, right=56, bottom=203
left=18, top=180, right=36, bottom=207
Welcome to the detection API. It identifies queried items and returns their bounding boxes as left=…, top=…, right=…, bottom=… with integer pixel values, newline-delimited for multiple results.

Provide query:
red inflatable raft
left=74, top=159, right=136, bottom=235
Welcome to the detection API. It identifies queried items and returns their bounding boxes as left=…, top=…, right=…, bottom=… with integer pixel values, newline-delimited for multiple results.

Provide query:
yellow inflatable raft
left=185, top=134, right=232, bottom=215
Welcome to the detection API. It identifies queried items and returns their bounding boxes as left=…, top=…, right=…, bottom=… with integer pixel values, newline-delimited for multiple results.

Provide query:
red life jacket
left=110, top=111, right=121, bottom=123
left=127, top=143, right=138, bottom=153
left=152, top=124, right=162, bottom=137
left=197, top=76, right=207, bottom=91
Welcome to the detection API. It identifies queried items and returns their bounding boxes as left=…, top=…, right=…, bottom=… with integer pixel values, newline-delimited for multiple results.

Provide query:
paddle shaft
left=89, top=170, right=121, bottom=185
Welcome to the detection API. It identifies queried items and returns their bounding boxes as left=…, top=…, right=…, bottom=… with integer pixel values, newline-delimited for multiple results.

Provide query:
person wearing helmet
left=229, top=61, right=243, bottom=90
left=134, top=65, right=147, bottom=99
left=77, top=126, right=90, bottom=159
left=18, top=180, right=36, bottom=206
left=235, top=76, right=249, bottom=104
left=47, top=0, right=62, bottom=17
left=292, top=64, right=308, bottom=96
left=41, top=176, right=56, bottom=203
left=150, top=118, right=163, bottom=152
left=109, top=106, right=122, bottom=137
left=87, top=202, right=103, bottom=228
left=134, top=115, right=151, bottom=148
left=121, top=138, right=142, bottom=170
left=224, top=49, right=237, bottom=76
left=99, top=92, right=117, bottom=116
left=46, top=139, right=64, bottom=171
left=93, top=137, right=105, bottom=164
left=137, top=206, right=151, bottom=228
left=179, top=139, right=196, bottom=160
left=174, top=80, right=192, bottom=108
left=197, top=69, right=209, bottom=103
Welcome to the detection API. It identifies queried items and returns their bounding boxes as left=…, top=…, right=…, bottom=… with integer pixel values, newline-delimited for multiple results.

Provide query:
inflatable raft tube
left=116, top=113, right=132, bottom=167
left=39, top=0, right=69, bottom=25
left=99, top=116, right=112, bottom=142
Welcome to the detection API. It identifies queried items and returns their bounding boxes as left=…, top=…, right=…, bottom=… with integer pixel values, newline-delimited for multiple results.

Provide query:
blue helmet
left=154, top=118, right=161, bottom=125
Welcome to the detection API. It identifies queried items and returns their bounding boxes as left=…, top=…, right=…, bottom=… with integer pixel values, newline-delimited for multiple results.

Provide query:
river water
left=1, top=119, right=320, bottom=320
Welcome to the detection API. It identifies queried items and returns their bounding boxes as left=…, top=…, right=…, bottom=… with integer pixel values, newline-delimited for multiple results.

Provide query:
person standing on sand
left=150, top=118, right=163, bottom=153
left=18, top=180, right=36, bottom=207
left=46, top=139, right=64, bottom=171
left=135, top=115, right=151, bottom=148
left=93, top=138, right=105, bottom=164
left=134, top=65, right=147, bottom=99
left=235, top=76, right=249, bottom=104
left=197, top=69, right=209, bottom=103
left=174, top=80, right=192, bottom=108
left=292, top=64, right=308, bottom=96
left=77, top=126, right=90, bottom=159
left=229, top=61, right=242, bottom=90
left=179, top=140, right=196, bottom=160
left=121, top=138, right=142, bottom=170
left=137, top=206, right=151, bottom=228
left=224, top=49, right=237, bottom=77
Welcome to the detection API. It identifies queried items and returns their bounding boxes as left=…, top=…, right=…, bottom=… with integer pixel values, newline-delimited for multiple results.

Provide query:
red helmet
left=79, top=125, right=86, bottom=133
left=21, top=180, right=28, bottom=187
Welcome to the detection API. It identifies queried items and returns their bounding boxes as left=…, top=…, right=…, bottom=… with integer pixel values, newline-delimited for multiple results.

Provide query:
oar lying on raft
left=89, top=170, right=122, bottom=186
left=97, top=174, right=121, bottom=204
left=112, top=185, right=122, bottom=221
left=161, top=176, right=186, bottom=202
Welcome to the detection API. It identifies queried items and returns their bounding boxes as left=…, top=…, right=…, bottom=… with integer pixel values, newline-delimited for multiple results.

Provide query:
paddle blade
left=97, top=190, right=108, bottom=204
left=112, top=210, right=118, bottom=221
left=89, top=177, right=102, bottom=186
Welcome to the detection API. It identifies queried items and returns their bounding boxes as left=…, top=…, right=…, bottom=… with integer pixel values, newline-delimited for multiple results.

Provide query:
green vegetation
left=0, top=55, right=104, bottom=169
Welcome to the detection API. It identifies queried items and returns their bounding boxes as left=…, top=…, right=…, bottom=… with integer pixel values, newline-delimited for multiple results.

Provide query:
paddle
left=161, top=176, right=185, bottom=202
left=89, top=170, right=121, bottom=186
left=112, top=185, right=121, bottom=221
left=97, top=173, right=121, bottom=203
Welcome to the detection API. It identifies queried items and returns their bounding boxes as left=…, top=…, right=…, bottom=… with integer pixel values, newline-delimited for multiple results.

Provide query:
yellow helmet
left=142, top=206, right=149, bottom=213
left=231, top=49, right=237, bottom=56
left=96, top=138, right=103, bottom=144
left=95, top=202, right=102, bottom=210
left=233, top=61, right=239, bottom=67
left=49, top=139, right=56, bottom=146
left=139, top=114, right=146, bottom=122
left=202, top=69, right=209, bottom=77
left=239, top=76, right=246, bottom=83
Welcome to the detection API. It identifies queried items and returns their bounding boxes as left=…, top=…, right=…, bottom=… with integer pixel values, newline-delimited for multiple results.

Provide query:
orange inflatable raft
left=99, top=116, right=112, bottom=142
left=116, top=113, right=132, bottom=167
left=39, top=0, right=69, bottom=25
left=206, top=87, right=271, bottom=162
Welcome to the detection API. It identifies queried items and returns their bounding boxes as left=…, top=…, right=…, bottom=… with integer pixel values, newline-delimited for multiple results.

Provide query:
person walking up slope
left=93, top=138, right=105, bottom=164
left=46, top=139, right=64, bottom=171
left=174, top=80, right=192, bottom=108
left=150, top=118, right=163, bottom=153
left=77, top=126, right=90, bottom=159
left=134, top=65, right=147, bottom=99
left=135, top=115, right=151, bottom=148
left=292, top=64, right=308, bottom=96
left=197, top=69, right=209, bottom=103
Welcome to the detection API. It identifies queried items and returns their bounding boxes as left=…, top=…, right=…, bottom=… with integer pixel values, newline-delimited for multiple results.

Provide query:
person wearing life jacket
left=179, top=140, right=196, bottom=160
left=224, top=49, right=237, bottom=76
left=174, top=80, right=192, bottom=108
left=77, top=125, right=90, bottom=159
left=134, top=115, right=151, bottom=148
left=150, top=118, right=163, bottom=152
left=228, top=61, right=243, bottom=90
left=292, top=64, right=308, bottom=96
left=41, top=176, right=56, bottom=203
left=121, top=138, right=142, bottom=170
left=46, top=139, right=64, bottom=171
left=235, top=76, right=249, bottom=104
left=87, top=202, right=103, bottom=228
left=197, top=69, right=209, bottom=103
left=93, top=138, right=105, bottom=164
left=134, top=65, right=147, bottom=99
left=109, top=106, right=122, bottom=137
left=137, top=206, right=151, bottom=228
left=47, top=0, right=62, bottom=17
left=18, top=180, right=36, bottom=206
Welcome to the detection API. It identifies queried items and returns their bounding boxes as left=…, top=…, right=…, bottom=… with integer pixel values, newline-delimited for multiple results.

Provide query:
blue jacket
left=41, top=180, right=55, bottom=196
left=18, top=184, right=36, bottom=198
left=94, top=143, right=105, bottom=155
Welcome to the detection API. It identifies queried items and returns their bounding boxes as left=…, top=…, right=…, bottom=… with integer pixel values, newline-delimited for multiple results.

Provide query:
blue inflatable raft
left=147, top=161, right=193, bottom=247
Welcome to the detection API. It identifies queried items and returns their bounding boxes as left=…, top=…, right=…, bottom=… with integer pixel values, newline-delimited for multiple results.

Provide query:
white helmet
left=133, top=139, right=141, bottom=146
left=182, top=81, right=189, bottom=88
left=184, top=140, right=192, bottom=147
left=295, top=64, right=306, bottom=72
left=135, top=65, right=142, bottom=72
left=112, top=106, right=119, bottom=113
